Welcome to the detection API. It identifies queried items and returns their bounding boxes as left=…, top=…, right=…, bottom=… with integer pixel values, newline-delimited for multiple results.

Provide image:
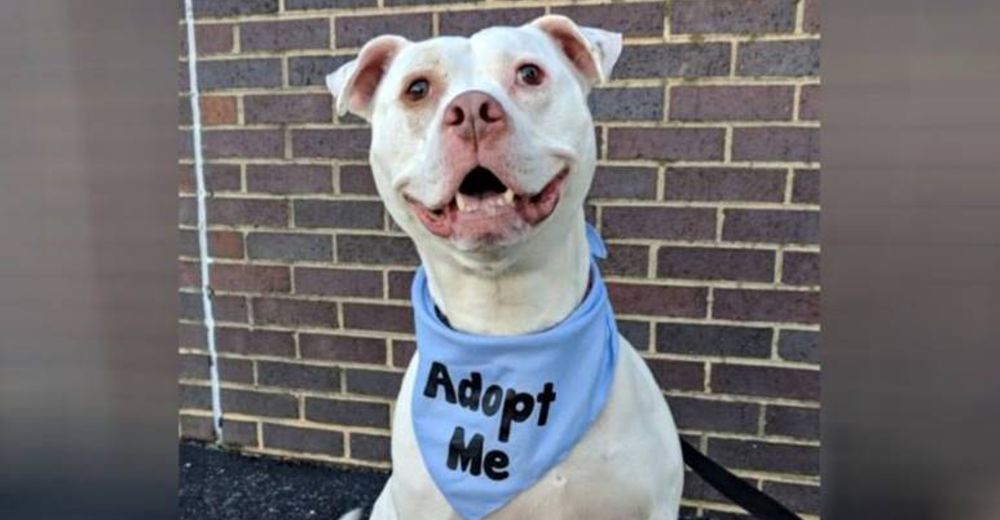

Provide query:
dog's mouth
left=405, top=166, right=568, bottom=241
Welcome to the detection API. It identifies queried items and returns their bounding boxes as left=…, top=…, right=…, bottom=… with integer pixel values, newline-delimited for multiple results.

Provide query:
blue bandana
left=410, top=225, right=620, bottom=520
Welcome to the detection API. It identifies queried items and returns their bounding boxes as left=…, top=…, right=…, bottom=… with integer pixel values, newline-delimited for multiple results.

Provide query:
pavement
left=179, top=442, right=387, bottom=520
left=180, top=442, right=718, bottom=520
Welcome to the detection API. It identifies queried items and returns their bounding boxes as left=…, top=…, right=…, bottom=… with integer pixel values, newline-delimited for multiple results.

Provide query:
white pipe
left=183, top=0, right=223, bottom=440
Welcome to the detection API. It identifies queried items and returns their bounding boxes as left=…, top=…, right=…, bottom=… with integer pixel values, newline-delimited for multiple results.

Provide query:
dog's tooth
left=502, top=189, right=514, bottom=204
left=456, top=194, right=468, bottom=211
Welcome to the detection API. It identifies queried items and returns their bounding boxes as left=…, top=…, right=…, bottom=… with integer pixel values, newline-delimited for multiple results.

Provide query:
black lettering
left=457, top=372, right=482, bottom=411
left=536, top=382, right=556, bottom=426
left=423, top=362, right=457, bottom=403
left=498, top=389, right=534, bottom=443
left=484, top=449, right=510, bottom=480
left=482, top=384, right=503, bottom=416
left=446, top=426, right=483, bottom=476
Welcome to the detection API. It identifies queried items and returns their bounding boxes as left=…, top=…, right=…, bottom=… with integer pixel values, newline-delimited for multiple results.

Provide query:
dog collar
left=410, top=224, right=619, bottom=520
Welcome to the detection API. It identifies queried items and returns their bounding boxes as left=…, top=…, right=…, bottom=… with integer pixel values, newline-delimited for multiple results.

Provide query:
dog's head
left=326, top=15, right=621, bottom=259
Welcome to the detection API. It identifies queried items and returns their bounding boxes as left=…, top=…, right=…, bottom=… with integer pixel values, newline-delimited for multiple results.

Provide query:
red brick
left=179, top=96, right=237, bottom=126
left=712, top=363, right=819, bottom=400
left=222, top=389, right=298, bottom=418
left=602, top=206, right=717, bottom=240
left=765, top=405, right=820, bottom=439
left=337, top=235, right=418, bottom=266
left=657, top=246, right=775, bottom=282
left=670, top=85, right=794, bottom=121
left=601, top=244, right=649, bottom=277
left=722, top=209, right=819, bottom=244
left=782, top=251, right=820, bottom=286
left=708, top=438, right=819, bottom=475
left=792, top=169, right=820, bottom=204
left=191, top=0, right=277, bottom=18
left=240, top=19, right=329, bottom=51
left=300, top=333, right=387, bottom=364
left=763, top=481, right=820, bottom=515
left=258, top=361, right=340, bottom=392
left=294, top=200, right=384, bottom=230
left=804, top=0, right=821, bottom=33
left=617, top=320, right=651, bottom=350
left=246, top=165, right=332, bottom=195
left=665, top=167, right=786, bottom=202
left=196, top=59, right=282, bottom=90
left=263, top=424, right=343, bottom=456
left=208, top=198, right=288, bottom=227
left=607, top=283, right=708, bottom=318
left=215, top=327, right=295, bottom=357
left=656, top=323, right=772, bottom=358
left=738, top=40, right=820, bottom=77
left=288, top=0, right=374, bottom=9
left=295, top=267, right=383, bottom=298
left=202, top=129, right=284, bottom=158
left=340, top=165, right=378, bottom=195
left=178, top=323, right=207, bottom=349
left=713, top=288, right=819, bottom=324
left=178, top=261, right=201, bottom=288
left=179, top=230, right=245, bottom=259
left=777, top=329, right=819, bottom=364
left=305, top=398, right=390, bottom=428
left=671, top=0, right=796, bottom=34
left=220, top=419, right=259, bottom=447
left=616, top=44, right=730, bottom=79
left=343, top=303, right=413, bottom=333
left=607, top=127, right=725, bottom=161
left=179, top=414, right=215, bottom=442
left=669, top=396, right=761, bottom=433
left=351, top=433, right=391, bottom=462
left=179, top=292, right=248, bottom=323
left=732, top=127, right=819, bottom=162
left=210, top=264, right=291, bottom=292
left=253, top=298, right=339, bottom=328
left=289, top=55, right=354, bottom=87
left=589, top=87, right=664, bottom=121
left=588, top=166, right=658, bottom=200
left=178, top=163, right=241, bottom=194
left=439, top=8, right=543, bottom=36
left=335, top=14, right=432, bottom=48
left=799, top=84, right=820, bottom=121
left=244, top=94, right=332, bottom=124
left=179, top=24, right=234, bottom=56
left=246, top=232, right=333, bottom=262
left=387, top=270, right=415, bottom=300
left=292, top=129, right=371, bottom=159
left=553, top=3, right=664, bottom=37
left=645, top=358, right=705, bottom=391
left=345, top=368, right=404, bottom=398
left=392, top=340, right=416, bottom=368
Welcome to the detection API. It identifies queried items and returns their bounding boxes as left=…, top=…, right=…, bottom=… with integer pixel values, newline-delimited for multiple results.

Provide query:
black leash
left=680, top=437, right=803, bottom=520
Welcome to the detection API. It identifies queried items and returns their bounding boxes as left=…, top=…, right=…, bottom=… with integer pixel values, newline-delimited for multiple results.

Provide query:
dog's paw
left=336, top=507, right=363, bottom=520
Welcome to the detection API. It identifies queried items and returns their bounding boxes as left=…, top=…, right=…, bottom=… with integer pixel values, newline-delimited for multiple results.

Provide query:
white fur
left=327, top=15, right=683, bottom=519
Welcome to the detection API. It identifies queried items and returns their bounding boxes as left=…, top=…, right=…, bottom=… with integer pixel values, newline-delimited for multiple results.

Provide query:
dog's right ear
left=325, top=35, right=409, bottom=121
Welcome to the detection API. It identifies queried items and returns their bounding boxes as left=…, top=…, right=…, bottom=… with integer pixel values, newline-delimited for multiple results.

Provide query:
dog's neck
left=421, top=218, right=590, bottom=336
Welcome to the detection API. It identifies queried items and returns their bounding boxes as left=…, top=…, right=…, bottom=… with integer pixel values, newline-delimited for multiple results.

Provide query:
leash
left=680, top=437, right=803, bottom=520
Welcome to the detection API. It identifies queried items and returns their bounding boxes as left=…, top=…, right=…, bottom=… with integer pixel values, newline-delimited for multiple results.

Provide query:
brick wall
left=178, top=1, right=820, bottom=517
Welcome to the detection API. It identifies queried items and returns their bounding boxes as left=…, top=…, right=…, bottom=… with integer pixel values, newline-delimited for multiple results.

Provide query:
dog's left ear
left=528, top=15, right=623, bottom=87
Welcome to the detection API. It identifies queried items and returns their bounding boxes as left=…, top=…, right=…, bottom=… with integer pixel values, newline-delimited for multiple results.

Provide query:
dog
left=326, top=15, right=683, bottom=520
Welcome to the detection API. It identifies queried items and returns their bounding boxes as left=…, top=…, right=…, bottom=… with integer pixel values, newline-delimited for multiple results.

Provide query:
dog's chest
left=389, top=342, right=683, bottom=519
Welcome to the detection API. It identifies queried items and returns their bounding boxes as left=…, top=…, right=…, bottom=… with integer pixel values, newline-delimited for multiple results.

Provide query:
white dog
left=326, top=15, right=683, bottom=520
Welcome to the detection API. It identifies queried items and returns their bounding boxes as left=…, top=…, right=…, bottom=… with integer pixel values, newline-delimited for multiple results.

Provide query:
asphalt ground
left=179, top=442, right=719, bottom=520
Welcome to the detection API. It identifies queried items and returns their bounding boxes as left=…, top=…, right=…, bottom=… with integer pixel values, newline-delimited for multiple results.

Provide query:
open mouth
left=405, top=166, right=568, bottom=240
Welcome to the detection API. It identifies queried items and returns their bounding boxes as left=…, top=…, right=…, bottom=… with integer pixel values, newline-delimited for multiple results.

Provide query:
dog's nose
left=442, top=90, right=507, bottom=143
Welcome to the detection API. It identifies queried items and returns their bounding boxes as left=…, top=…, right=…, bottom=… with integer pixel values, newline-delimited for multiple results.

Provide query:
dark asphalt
left=180, top=442, right=387, bottom=520
left=180, top=442, right=718, bottom=520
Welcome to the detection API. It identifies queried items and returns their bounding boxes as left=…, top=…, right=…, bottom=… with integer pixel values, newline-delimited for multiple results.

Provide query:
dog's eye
left=517, top=64, right=544, bottom=86
left=404, top=78, right=430, bottom=102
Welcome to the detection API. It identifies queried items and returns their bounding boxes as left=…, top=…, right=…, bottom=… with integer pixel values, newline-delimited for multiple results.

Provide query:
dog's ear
left=528, top=15, right=623, bottom=87
left=325, top=35, right=410, bottom=120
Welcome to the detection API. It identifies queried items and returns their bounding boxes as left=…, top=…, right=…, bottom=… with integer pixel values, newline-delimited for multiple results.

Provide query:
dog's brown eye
left=517, top=64, right=543, bottom=86
left=405, top=78, right=430, bottom=101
